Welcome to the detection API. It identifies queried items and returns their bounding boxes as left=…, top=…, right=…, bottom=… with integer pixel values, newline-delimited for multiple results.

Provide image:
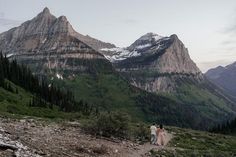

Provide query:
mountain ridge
left=111, top=33, right=203, bottom=93
left=0, top=7, right=112, bottom=76
left=206, top=62, right=236, bottom=100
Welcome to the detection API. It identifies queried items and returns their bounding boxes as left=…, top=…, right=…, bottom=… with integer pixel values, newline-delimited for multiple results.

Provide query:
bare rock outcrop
left=114, top=33, right=203, bottom=93
left=0, top=7, right=109, bottom=76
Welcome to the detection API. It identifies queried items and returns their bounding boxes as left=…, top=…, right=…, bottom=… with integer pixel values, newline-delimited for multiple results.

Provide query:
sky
left=1, top=0, right=236, bottom=72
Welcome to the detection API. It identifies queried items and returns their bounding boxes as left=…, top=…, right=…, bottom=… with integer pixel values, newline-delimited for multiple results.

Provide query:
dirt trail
left=127, top=132, right=173, bottom=157
left=0, top=117, right=173, bottom=157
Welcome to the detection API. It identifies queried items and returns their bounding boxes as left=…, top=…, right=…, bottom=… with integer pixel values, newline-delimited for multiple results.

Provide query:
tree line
left=0, top=53, right=96, bottom=114
left=210, top=117, right=236, bottom=135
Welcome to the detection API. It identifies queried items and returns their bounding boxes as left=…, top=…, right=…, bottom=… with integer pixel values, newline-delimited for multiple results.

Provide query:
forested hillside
left=210, top=117, right=236, bottom=135
left=0, top=53, right=98, bottom=116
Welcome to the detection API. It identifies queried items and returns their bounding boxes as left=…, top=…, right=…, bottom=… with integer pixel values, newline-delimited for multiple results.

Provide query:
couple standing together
left=150, top=124, right=165, bottom=146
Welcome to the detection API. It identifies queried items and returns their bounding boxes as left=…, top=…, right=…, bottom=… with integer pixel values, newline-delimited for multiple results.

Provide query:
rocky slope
left=75, top=33, right=116, bottom=52
left=0, top=7, right=111, bottom=76
left=0, top=117, right=235, bottom=157
left=105, top=33, right=203, bottom=92
left=206, top=62, right=236, bottom=99
left=0, top=117, right=173, bottom=157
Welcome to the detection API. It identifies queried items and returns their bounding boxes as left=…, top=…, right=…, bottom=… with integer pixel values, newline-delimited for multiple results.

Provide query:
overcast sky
left=1, top=0, right=236, bottom=72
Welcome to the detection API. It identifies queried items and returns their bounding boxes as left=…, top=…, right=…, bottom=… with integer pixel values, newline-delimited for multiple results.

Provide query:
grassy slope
left=16, top=53, right=236, bottom=129
left=0, top=81, right=235, bottom=156
left=52, top=74, right=146, bottom=122
left=0, top=80, right=81, bottom=119
left=151, top=126, right=236, bottom=157
left=2, top=59, right=235, bottom=130
left=161, top=83, right=236, bottom=128
left=51, top=73, right=236, bottom=130
left=115, top=70, right=236, bottom=129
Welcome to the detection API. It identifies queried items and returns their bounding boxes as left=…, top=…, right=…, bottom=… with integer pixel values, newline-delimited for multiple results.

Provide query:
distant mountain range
left=206, top=62, right=236, bottom=100
left=0, top=7, right=235, bottom=130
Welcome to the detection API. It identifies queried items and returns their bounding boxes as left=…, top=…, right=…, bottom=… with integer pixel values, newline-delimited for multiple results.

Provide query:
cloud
left=223, top=23, right=236, bottom=34
left=222, top=9, right=236, bottom=35
left=0, top=12, right=22, bottom=28
left=221, top=40, right=236, bottom=45
left=122, top=19, right=138, bottom=25
left=0, top=12, right=4, bottom=18
left=218, top=10, right=236, bottom=63
left=220, top=38, right=236, bottom=55
left=222, top=12, right=236, bottom=33
left=0, top=18, right=22, bottom=27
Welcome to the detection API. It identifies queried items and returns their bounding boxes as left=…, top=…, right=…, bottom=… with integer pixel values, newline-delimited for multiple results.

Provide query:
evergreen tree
left=210, top=117, right=236, bottom=135
left=0, top=52, right=95, bottom=114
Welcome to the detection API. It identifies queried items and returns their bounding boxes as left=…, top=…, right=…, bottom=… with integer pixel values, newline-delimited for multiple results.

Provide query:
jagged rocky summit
left=0, top=7, right=112, bottom=76
left=101, top=32, right=203, bottom=92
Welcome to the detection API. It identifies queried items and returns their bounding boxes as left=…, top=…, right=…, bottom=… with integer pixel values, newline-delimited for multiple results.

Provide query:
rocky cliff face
left=0, top=7, right=110, bottom=76
left=206, top=62, right=236, bottom=99
left=116, top=34, right=201, bottom=74
left=111, top=33, right=203, bottom=92
left=75, top=33, right=116, bottom=51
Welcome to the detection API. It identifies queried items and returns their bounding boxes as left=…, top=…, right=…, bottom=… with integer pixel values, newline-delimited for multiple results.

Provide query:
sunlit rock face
left=0, top=7, right=110, bottom=75
left=112, top=33, right=203, bottom=93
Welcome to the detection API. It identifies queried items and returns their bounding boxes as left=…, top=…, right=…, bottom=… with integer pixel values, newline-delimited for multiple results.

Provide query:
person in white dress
left=150, top=123, right=157, bottom=144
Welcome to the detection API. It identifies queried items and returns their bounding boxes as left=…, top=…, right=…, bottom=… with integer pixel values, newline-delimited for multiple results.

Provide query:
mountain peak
left=0, top=7, right=78, bottom=53
left=170, top=34, right=179, bottom=40
left=37, top=7, right=54, bottom=20
left=58, top=15, right=68, bottom=22
left=32, top=8, right=74, bottom=35
left=139, top=32, right=163, bottom=41
left=42, top=7, right=50, bottom=14
left=126, top=32, right=165, bottom=52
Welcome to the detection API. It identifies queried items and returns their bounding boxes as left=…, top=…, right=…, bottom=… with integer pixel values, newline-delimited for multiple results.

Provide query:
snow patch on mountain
left=102, top=47, right=140, bottom=62
left=6, top=53, right=14, bottom=58
left=138, top=33, right=164, bottom=42
left=101, top=47, right=126, bottom=52
left=153, top=34, right=164, bottom=41
left=136, top=43, right=151, bottom=49
left=101, top=33, right=170, bottom=62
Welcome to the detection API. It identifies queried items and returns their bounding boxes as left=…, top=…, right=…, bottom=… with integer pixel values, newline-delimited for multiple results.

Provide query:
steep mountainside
left=75, top=33, right=116, bottom=51
left=0, top=7, right=111, bottom=76
left=206, top=62, right=236, bottom=99
left=205, top=66, right=225, bottom=79
left=109, top=33, right=203, bottom=92
left=101, top=33, right=236, bottom=126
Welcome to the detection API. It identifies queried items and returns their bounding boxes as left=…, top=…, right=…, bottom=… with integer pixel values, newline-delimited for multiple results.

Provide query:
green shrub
left=83, top=112, right=130, bottom=138
left=131, top=123, right=150, bottom=143
left=6, top=105, right=19, bottom=114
